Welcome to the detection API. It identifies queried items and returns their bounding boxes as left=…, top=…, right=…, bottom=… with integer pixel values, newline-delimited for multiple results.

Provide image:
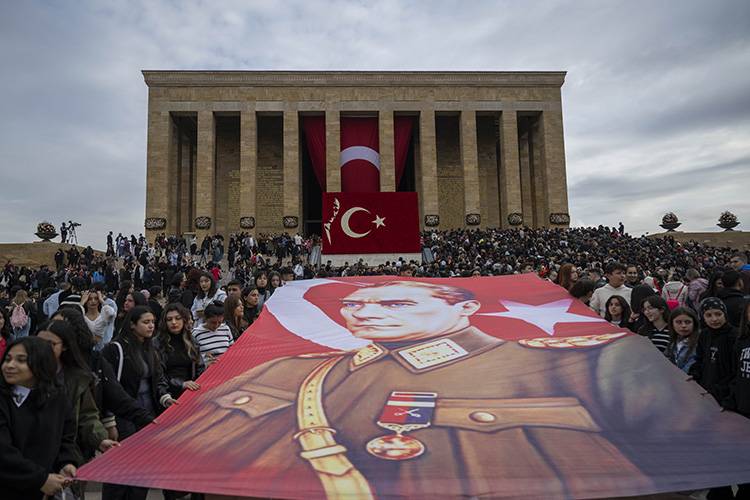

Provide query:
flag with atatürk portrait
left=78, top=275, right=750, bottom=499
left=321, top=192, right=420, bottom=255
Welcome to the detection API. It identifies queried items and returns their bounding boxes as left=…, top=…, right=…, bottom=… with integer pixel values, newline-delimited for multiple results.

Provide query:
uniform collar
left=349, top=326, right=503, bottom=373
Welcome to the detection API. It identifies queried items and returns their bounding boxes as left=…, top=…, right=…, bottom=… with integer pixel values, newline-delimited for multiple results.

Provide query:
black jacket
left=156, top=333, right=204, bottom=399
left=717, top=287, right=748, bottom=328
left=89, top=351, right=154, bottom=430
left=725, top=335, right=750, bottom=416
left=0, top=388, right=79, bottom=500
left=101, top=336, right=170, bottom=439
left=691, top=323, right=738, bottom=404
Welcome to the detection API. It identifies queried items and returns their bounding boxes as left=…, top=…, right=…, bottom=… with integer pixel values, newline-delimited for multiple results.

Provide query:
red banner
left=321, top=192, right=420, bottom=254
left=302, top=116, right=327, bottom=191
left=78, top=275, right=750, bottom=499
left=340, top=117, right=379, bottom=192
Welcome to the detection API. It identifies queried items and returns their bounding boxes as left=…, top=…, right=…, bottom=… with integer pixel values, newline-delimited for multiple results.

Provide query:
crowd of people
left=1, top=225, right=750, bottom=498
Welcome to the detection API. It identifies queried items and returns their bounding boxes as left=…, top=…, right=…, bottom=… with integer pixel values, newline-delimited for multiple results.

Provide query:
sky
left=0, top=0, right=748, bottom=249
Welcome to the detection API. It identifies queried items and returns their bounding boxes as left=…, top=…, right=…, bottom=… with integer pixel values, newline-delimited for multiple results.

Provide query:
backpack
left=10, top=303, right=29, bottom=330
left=665, top=285, right=685, bottom=311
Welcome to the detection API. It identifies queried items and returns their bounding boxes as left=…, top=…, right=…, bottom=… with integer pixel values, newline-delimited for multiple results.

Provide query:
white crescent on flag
left=340, top=146, right=380, bottom=170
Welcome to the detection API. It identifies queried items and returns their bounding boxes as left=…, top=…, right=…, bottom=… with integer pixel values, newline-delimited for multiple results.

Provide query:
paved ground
left=85, top=482, right=164, bottom=499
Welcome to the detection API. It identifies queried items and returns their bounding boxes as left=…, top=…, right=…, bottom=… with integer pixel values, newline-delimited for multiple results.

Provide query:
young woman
left=0, top=336, right=79, bottom=500
left=637, top=296, right=671, bottom=353
left=242, top=286, right=261, bottom=327
left=268, top=271, right=282, bottom=296
left=604, top=295, right=632, bottom=329
left=0, top=309, right=10, bottom=355
left=114, top=290, right=147, bottom=336
left=665, top=307, right=701, bottom=373
left=254, top=271, right=271, bottom=309
left=156, top=303, right=203, bottom=400
left=101, top=306, right=176, bottom=500
left=35, top=321, right=117, bottom=461
left=81, top=289, right=116, bottom=347
left=699, top=271, right=724, bottom=302
left=51, top=307, right=96, bottom=367
left=628, top=284, right=657, bottom=334
left=8, top=289, right=34, bottom=339
left=192, top=301, right=234, bottom=366
left=223, top=294, right=246, bottom=340
left=557, top=263, right=578, bottom=291
left=690, top=298, right=738, bottom=405
left=191, top=272, right=227, bottom=326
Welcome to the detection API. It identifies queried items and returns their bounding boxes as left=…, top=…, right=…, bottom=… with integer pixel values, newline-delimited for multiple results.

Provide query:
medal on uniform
left=366, top=391, right=437, bottom=461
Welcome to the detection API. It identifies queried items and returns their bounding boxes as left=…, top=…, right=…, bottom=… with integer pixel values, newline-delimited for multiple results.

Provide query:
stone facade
left=143, top=71, right=570, bottom=239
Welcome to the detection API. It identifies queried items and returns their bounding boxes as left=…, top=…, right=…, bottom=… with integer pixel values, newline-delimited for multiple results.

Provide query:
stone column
left=178, top=133, right=192, bottom=233
left=325, top=107, right=340, bottom=192
left=518, top=131, right=534, bottom=227
left=239, top=107, right=257, bottom=233
left=379, top=109, right=396, bottom=192
left=283, top=107, right=301, bottom=230
left=499, top=110, right=523, bottom=229
left=539, top=108, right=570, bottom=227
left=531, top=120, right=548, bottom=227
left=195, top=110, right=215, bottom=238
left=419, top=108, right=439, bottom=228
left=145, top=111, right=172, bottom=240
left=460, top=109, right=480, bottom=226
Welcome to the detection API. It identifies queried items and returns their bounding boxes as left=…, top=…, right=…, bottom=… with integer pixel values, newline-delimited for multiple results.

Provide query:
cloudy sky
left=1, top=0, right=748, bottom=248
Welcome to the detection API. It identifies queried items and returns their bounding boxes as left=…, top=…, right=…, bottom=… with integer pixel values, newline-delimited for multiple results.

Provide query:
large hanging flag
left=340, top=117, right=380, bottom=192
left=321, top=192, right=420, bottom=255
left=78, top=275, right=750, bottom=499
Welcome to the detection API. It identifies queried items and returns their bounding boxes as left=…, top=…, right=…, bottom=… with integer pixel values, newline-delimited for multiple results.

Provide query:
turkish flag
left=322, top=192, right=420, bottom=254
left=340, top=117, right=380, bottom=192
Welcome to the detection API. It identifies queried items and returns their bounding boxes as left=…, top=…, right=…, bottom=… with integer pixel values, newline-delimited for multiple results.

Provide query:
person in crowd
left=147, top=285, right=164, bottom=322
left=43, top=281, right=69, bottom=319
left=556, top=263, right=578, bottom=291
left=114, top=290, right=147, bottom=335
left=729, top=252, right=750, bottom=294
left=191, top=272, right=227, bottom=326
left=167, top=272, right=194, bottom=310
left=242, top=286, right=261, bottom=327
left=684, top=268, right=708, bottom=313
left=664, top=307, right=701, bottom=374
left=604, top=295, right=632, bottom=329
left=192, top=301, right=234, bottom=366
left=155, top=303, right=202, bottom=401
left=690, top=298, right=738, bottom=405
left=8, top=288, right=35, bottom=339
left=700, top=271, right=724, bottom=302
left=268, top=271, right=282, bottom=296
left=661, top=272, right=687, bottom=310
left=0, top=336, right=79, bottom=500
left=569, top=279, right=596, bottom=306
left=589, top=262, right=632, bottom=317
left=81, top=288, right=116, bottom=349
left=35, top=321, right=118, bottom=464
left=254, top=271, right=271, bottom=309
left=717, top=270, right=747, bottom=328
left=50, top=307, right=96, bottom=368
left=723, top=300, right=750, bottom=417
left=638, top=296, right=671, bottom=353
left=223, top=294, right=246, bottom=340
left=625, top=264, right=640, bottom=288
left=0, top=309, right=10, bottom=354
left=627, top=284, right=657, bottom=334
left=101, top=306, right=176, bottom=500
left=225, top=279, right=243, bottom=299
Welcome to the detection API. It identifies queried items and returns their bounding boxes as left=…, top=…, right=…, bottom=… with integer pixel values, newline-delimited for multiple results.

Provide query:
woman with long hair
left=51, top=307, right=96, bottom=367
left=156, top=303, right=203, bottom=400
left=557, top=263, right=578, bottom=291
left=665, top=307, right=701, bottom=373
left=114, top=290, right=147, bottom=337
left=268, top=271, right=282, bottom=296
left=35, top=321, right=117, bottom=462
left=101, top=306, right=175, bottom=500
left=254, top=271, right=271, bottom=309
left=628, top=284, right=657, bottom=334
left=0, top=336, right=79, bottom=499
left=604, top=295, right=632, bottom=329
left=81, top=289, right=116, bottom=348
left=690, top=298, right=737, bottom=405
left=223, top=294, right=246, bottom=340
left=637, top=296, right=671, bottom=353
left=191, top=272, right=227, bottom=326
left=699, top=271, right=724, bottom=302
left=242, top=286, right=261, bottom=327
left=8, top=288, right=34, bottom=339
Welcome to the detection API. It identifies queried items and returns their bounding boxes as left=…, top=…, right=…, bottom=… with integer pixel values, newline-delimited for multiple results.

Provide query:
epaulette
left=296, top=351, right=349, bottom=358
left=518, top=332, right=629, bottom=349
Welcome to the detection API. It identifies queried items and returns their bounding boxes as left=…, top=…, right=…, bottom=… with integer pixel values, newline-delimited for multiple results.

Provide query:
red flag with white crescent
left=321, top=192, right=420, bottom=254
left=340, top=117, right=380, bottom=192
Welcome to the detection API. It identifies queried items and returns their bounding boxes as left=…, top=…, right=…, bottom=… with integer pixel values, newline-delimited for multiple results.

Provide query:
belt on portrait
left=294, top=356, right=375, bottom=499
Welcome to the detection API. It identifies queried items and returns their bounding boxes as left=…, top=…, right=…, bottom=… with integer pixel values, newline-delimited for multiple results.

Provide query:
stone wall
left=256, top=116, right=284, bottom=234
left=477, top=115, right=500, bottom=228
left=436, top=115, right=465, bottom=229
left=215, top=117, right=240, bottom=236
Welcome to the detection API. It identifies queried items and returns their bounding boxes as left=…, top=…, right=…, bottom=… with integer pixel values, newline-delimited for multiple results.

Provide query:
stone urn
left=35, top=221, right=58, bottom=242
left=660, top=212, right=681, bottom=232
left=718, top=211, right=740, bottom=231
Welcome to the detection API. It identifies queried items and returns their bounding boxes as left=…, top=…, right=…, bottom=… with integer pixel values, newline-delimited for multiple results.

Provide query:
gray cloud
left=0, top=0, right=748, bottom=248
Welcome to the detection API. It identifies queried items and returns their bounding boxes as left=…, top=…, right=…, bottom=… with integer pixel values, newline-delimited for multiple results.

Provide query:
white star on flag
left=478, top=299, right=607, bottom=336
left=372, top=215, right=386, bottom=228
